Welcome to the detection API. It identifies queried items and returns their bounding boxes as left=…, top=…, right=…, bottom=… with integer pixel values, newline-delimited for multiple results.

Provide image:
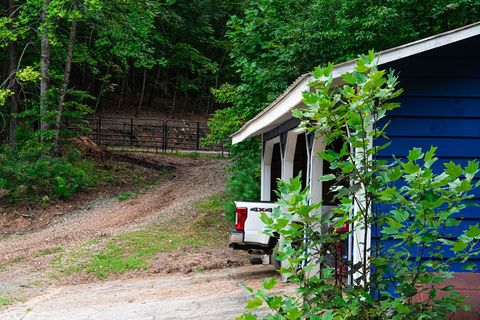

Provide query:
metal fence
left=69, top=116, right=226, bottom=153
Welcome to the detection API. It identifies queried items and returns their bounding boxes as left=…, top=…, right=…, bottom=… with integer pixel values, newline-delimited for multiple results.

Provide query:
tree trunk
left=116, top=75, right=125, bottom=113
left=54, top=1, right=78, bottom=155
left=8, top=0, right=19, bottom=148
left=135, top=67, right=147, bottom=117
left=170, top=72, right=179, bottom=116
left=146, top=67, right=161, bottom=107
left=39, top=0, right=51, bottom=134
left=94, top=65, right=110, bottom=114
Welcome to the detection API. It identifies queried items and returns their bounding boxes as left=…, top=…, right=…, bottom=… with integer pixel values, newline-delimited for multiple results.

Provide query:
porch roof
left=231, top=21, right=480, bottom=144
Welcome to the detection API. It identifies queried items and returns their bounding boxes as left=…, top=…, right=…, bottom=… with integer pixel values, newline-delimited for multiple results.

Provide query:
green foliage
left=92, top=0, right=166, bottom=70
left=239, top=54, right=480, bottom=319
left=0, top=296, right=14, bottom=307
left=222, top=0, right=480, bottom=118
left=116, top=191, right=137, bottom=202
left=0, top=146, right=97, bottom=203
left=1, top=0, right=243, bottom=149
left=371, top=150, right=480, bottom=317
left=211, top=83, right=237, bottom=104
left=207, top=0, right=480, bottom=210
left=224, top=138, right=261, bottom=223
left=16, top=66, right=41, bottom=83
left=206, top=108, right=244, bottom=147
left=0, top=89, right=12, bottom=108
left=76, top=0, right=241, bottom=104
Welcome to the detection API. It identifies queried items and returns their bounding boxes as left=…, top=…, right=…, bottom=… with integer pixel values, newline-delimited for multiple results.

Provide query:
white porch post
left=282, top=131, right=296, bottom=182
left=351, top=127, right=373, bottom=285
left=309, top=135, right=325, bottom=204
left=306, top=135, right=325, bottom=278
left=261, top=136, right=280, bottom=202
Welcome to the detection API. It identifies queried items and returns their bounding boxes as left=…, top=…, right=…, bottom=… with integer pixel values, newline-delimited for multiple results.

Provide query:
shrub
left=224, top=139, right=261, bottom=224
left=0, top=146, right=97, bottom=203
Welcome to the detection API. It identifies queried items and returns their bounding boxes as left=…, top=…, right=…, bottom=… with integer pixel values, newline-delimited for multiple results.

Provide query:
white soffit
left=231, top=75, right=310, bottom=144
left=231, top=21, right=480, bottom=144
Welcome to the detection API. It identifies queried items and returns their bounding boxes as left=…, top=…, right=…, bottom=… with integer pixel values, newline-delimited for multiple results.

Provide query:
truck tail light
left=235, top=207, right=248, bottom=231
left=336, top=222, right=349, bottom=233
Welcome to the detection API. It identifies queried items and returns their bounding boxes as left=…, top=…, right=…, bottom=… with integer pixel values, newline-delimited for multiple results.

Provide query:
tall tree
left=54, top=0, right=78, bottom=154
left=39, top=0, right=50, bottom=133
left=7, top=0, right=18, bottom=147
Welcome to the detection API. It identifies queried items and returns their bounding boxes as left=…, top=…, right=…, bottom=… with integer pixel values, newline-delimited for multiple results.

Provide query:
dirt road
left=2, top=265, right=289, bottom=320
left=0, top=154, right=291, bottom=319
left=0, top=154, right=227, bottom=261
left=0, top=154, right=256, bottom=313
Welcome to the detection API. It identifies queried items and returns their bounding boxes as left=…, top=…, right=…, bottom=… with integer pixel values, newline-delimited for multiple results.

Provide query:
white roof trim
left=231, top=75, right=310, bottom=144
left=231, top=21, right=480, bottom=144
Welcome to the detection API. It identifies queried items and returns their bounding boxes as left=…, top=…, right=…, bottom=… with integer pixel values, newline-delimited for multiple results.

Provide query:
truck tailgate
left=235, top=201, right=278, bottom=245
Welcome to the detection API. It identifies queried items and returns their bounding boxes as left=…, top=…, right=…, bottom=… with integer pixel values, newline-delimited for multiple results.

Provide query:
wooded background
left=1, top=0, right=480, bottom=203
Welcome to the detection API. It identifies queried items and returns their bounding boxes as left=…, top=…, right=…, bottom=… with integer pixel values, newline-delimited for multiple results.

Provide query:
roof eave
left=231, top=21, right=480, bottom=144
left=231, top=74, right=310, bottom=144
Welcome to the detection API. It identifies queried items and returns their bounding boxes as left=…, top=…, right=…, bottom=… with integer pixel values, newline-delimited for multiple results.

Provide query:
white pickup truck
left=229, top=201, right=345, bottom=270
left=229, top=201, right=279, bottom=257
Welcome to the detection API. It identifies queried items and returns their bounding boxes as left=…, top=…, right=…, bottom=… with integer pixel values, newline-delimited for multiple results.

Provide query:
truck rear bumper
left=229, top=231, right=272, bottom=254
left=229, top=230, right=244, bottom=245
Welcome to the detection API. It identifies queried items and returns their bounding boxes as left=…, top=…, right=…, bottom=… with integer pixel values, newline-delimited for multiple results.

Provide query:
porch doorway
left=270, top=143, right=282, bottom=201
left=293, top=133, right=308, bottom=190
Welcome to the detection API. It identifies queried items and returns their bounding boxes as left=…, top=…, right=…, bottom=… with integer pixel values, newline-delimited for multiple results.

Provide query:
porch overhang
left=231, top=21, right=480, bottom=144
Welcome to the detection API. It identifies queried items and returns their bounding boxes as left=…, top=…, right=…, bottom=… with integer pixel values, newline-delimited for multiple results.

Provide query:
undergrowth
left=116, top=191, right=137, bottom=202
left=0, top=296, right=14, bottom=307
left=107, top=148, right=228, bottom=160
left=0, top=147, right=170, bottom=211
left=0, top=146, right=98, bottom=204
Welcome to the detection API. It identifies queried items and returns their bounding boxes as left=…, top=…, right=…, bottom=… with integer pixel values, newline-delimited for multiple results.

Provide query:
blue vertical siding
left=373, top=35, right=480, bottom=271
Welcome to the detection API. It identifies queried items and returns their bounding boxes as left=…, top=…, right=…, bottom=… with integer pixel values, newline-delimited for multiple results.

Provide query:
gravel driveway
left=2, top=265, right=291, bottom=320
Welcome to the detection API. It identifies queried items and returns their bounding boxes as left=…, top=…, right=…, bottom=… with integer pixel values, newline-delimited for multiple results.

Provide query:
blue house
left=231, top=22, right=480, bottom=318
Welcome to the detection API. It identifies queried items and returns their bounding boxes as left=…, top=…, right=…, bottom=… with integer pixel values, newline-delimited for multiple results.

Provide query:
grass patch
left=170, top=150, right=227, bottom=160
left=193, top=194, right=230, bottom=232
left=195, top=194, right=228, bottom=213
left=117, top=191, right=137, bottom=202
left=52, top=240, right=101, bottom=277
left=0, top=296, right=14, bottom=307
left=9, top=256, right=26, bottom=264
left=52, top=193, right=230, bottom=279
left=37, top=246, right=63, bottom=256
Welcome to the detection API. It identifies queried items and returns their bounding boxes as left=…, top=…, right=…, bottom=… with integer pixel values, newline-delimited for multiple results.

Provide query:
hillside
left=0, top=153, right=247, bottom=306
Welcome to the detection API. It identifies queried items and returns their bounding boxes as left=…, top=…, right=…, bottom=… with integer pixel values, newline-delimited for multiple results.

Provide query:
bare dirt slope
left=0, top=154, right=250, bottom=306
left=0, top=154, right=226, bottom=261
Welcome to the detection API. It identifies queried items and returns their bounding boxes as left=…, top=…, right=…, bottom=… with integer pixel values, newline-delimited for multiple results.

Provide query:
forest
left=1, top=0, right=480, bottom=205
